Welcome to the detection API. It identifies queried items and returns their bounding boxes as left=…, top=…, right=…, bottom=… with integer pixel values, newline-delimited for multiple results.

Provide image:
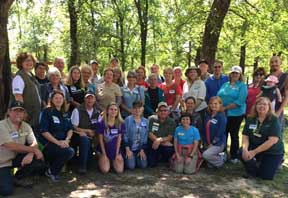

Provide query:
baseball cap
left=230, top=65, right=242, bottom=74
left=85, top=90, right=95, bottom=98
left=198, top=59, right=209, bottom=65
left=265, top=75, right=279, bottom=83
left=90, top=60, right=98, bottom=64
left=9, top=101, right=25, bottom=111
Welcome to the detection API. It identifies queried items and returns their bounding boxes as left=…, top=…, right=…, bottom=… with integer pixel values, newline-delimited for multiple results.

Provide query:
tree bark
left=0, top=0, right=14, bottom=119
left=200, top=0, right=230, bottom=70
left=239, top=21, right=248, bottom=73
left=134, top=0, right=148, bottom=67
left=68, top=0, right=79, bottom=68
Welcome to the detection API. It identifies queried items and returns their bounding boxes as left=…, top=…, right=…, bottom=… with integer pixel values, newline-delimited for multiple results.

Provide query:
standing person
left=123, top=101, right=149, bottom=169
left=97, top=102, right=125, bottom=173
left=0, top=101, right=45, bottom=196
left=205, top=60, right=229, bottom=102
left=173, top=66, right=185, bottom=91
left=150, top=64, right=164, bottom=84
left=110, top=57, right=119, bottom=69
left=144, top=73, right=165, bottom=118
left=121, top=71, right=145, bottom=118
left=66, top=66, right=86, bottom=112
left=34, top=62, right=49, bottom=84
left=12, top=52, right=42, bottom=130
left=136, top=66, right=149, bottom=88
left=39, top=90, right=75, bottom=181
left=246, top=67, right=266, bottom=116
left=171, top=113, right=201, bottom=174
left=53, top=57, right=66, bottom=80
left=198, top=59, right=211, bottom=81
left=70, top=91, right=100, bottom=174
left=147, top=102, right=176, bottom=167
left=240, top=97, right=284, bottom=180
left=81, top=65, right=96, bottom=93
left=112, top=67, right=124, bottom=87
left=217, top=65, right=247, bottom=163
left=90, top=60, right=102, bottom=86
left=202, top=96, right=227, bottom=168
left=96, top=68, right=122, bottom=111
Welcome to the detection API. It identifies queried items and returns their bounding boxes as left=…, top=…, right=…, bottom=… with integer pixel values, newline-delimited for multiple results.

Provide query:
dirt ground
left=8, top=163, right=288, bottom=198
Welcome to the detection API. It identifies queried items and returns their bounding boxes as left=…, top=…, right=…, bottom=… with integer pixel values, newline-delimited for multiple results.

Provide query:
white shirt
left=71, top=108, right=94, bottom=126
left=12, top=75, right=25, bottom=94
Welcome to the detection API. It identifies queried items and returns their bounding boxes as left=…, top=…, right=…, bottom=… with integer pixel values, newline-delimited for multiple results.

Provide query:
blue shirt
left=123, top=115, right=149, bottom=151
left=205, top=74, right=229, bottom=102
left=217, top=80, right=247, bottom=116
left=39, top=107, right=73, bottom=144
left=204, top=112, right=227, bottom=146
left=174, top=126, right=200, bottom=145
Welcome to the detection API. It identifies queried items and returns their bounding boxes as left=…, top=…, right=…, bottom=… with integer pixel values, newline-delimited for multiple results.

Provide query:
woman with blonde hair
left=80, top=65, right=96, bottom=93
left=96, top=102, right=125, bottom=173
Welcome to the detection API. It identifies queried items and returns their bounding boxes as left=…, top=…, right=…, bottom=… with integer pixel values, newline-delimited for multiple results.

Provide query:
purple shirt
left=97, top=119, right=125, bottom=160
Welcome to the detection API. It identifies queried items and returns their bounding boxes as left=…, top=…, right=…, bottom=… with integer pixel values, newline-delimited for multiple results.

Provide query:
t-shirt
left=261, top=85, right=277, bottom=102
left=67, top=84, right=85, bottom=105
left=0, top=118, right=36, bottom=168
left=159, top=83, right=182, bottom=106
left=148, top=115, right=176, bottom=139
left=246, top=85, right=261, bottom=115
left=242, top=116, right=284, bottom=155
left=174, top=126, right=200, bottom=145
left=147, top=87, right=159, bottom=112
left=96, top=119, right=125, bottom=160
left=136, top=81, right=149, bottom=88
left=96, top=83, right=122, bottom=110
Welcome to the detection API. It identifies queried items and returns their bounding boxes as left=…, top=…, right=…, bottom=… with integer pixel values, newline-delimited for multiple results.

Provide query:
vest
left=77, top=104, right=100, bottom=130
left=15, top=70, right=41, bottom=128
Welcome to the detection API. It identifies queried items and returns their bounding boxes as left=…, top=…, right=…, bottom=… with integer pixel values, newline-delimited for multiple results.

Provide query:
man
left=90, top=60, right=102, bottom=85
left=0, top=101, right=45, bottom=196
left=147, top=102, right=176, bottom=167
left=205, top=60, right=229, bottom=102
left=150, top=64, right=164, bottom=84
left=198, top=59, right=211, bottom=81
left=173, top=66, right=185, bottom=91
left=269, top=55, right=288, bottom=133
left=70, top=91, right=100, bottom=174
left=53, top=57, right=67, bottom=80
left=34, top=62, right=49, bottom=84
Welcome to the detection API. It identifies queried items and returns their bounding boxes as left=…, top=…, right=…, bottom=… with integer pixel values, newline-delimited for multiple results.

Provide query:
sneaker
left=219, top=152, right=227, bottom=163
left=230, top=158, right=240, bottom=164
left=45, top=169, right=60, bottom=182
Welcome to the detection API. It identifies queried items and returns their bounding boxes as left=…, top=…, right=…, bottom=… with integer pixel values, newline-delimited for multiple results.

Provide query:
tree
left=0, top=0, right=14, bottom=119
left=200, top=0, right=230, bottom=70
left=68, top=0, right=79, bottom=68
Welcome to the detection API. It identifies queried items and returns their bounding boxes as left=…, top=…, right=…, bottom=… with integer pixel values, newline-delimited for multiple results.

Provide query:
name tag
left=211, top=119, right=218, bottom=124
left=10, top=131, right=19, bottom=140
left=141, top=121, right=146, bottom=127
left=111, top=129, right=118, bottom=134
left=178, top=132, right=184, bottom=136
left=133, top=90, right=139, bottom=94
left=91, top=119, right=98, bottom=124
left=152, top=122, right=159, bottom=132
left=70, top=86, right=77, bottom=91
left=249, top=124, right=257, bottom=130
left=253, top=133, right=262, bottom=138
left=169, top=90, right=175, bottom=94
left=52, top=116, right=60, bottom=124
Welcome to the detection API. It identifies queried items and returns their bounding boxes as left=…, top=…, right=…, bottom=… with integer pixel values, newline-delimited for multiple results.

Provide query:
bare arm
left=116, top=134, right=122, bottom=155
left=99, top=134, right=107, bottom=156
left=14, top=94, right=24, bottom=102
left=251, top=136, right=279, bottom=156
left=276, top=88, right=282, bottom=102
left=172, top=95, right=181, bottom=111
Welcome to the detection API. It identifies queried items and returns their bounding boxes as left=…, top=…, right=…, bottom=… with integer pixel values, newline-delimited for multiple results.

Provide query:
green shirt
left=148, top=115, right=176, bottom=140
left=242, top=115, right=284, bottom=155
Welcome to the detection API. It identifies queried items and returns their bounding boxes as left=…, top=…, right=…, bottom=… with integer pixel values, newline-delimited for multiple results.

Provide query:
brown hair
left=102, top=102, right=123, bottom=129
left=16, top=52, right=36, bottom=70
left=207, top=96, right=224, bottom=114
left=66, top=65, right=84, bottom=88
left=103, top=68, right=114, bottom=76
left=249, top=97, right=274, bottom=119
left=136, top=66, right=146, bottom=79
left=48, top=90, right=67, bottom=113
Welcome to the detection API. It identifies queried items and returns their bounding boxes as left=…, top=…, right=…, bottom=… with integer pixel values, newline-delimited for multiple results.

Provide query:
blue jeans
left=238, top=148, right=283, bottom=180
left=43, top=143, right=75, bottom=175
left=147, top=144, right=174, bottom=167
left=71, top=134, right=92, bottom=170
left=0, top=167, right=13, bottom=196
left=124, top=150, right=148, bottom=169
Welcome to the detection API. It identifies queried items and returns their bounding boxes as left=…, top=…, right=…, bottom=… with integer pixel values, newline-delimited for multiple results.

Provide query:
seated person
left=147, top=102, right=176, bottom=167
left=171, top=113, right=201, bottom=174
left=39, top=90, right=75, bottom=182
left=123, top=101, right=149, bottom=169
left=97, top=102, right=125, bottom=173
left=71, top=91, right=100, bottom=174
left=0, top=101, right=45, bottom=196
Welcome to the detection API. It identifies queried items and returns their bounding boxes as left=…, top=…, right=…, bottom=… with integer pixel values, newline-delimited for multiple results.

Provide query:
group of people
left=0, top=52, right=287, bottom=196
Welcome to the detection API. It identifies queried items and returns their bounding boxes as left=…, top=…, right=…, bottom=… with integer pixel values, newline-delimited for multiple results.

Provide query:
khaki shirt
left=0, top=118, right=36, bottom=168
left=96, top=82, right=122, bottom=110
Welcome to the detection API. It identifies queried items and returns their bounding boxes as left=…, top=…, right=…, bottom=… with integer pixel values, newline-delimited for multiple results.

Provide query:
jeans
left=0, top=167, right=13, bottom=196
left=238, top=148, right=283, bottom=180
left=147, top=144, right=174, bottom=167
left=124, top=150, right=148, bottom=169
left=43, top=143, right=75, bottom=176
left=71, top=134, right=92, bottom=170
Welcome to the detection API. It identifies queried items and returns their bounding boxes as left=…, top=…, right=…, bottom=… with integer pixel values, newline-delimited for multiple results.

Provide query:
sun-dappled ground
left=9, top=162, right=288, bottom=198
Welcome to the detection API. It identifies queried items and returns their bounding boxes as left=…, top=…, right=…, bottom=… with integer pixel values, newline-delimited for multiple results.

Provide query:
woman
left=96, top=68, right=122, bottom=111
left=203, top=96, right=227, bottom=168
left=12, top=52, right=41, bottom=129
left=112, top=67, right=124, bottom=87
left=121, top=71, right=145, bottom=118
left=217, top=66, right=248, bottom=163
left=97, top=102, right=125, bottom=173
left=171, top=113, right=201, bottom=174
left=39, top=90, right=75, bottom=181
left=81, top=65, right=96, bottom=93
left=123, top=101, right=148, bottom=169
left=182, top=96, right=202, bottom=132
left=240, top=97, right=284, bottom=180
left=246, top=67, right=266, bottom=116
left=183, top=67, right=207, bottom=121
left=66, top=66, right=85, bottom=112
left=136, top=66, right=148, bottom=88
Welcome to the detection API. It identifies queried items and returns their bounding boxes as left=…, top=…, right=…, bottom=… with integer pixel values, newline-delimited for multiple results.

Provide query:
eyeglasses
left=159, top=109, right=168, bottom=112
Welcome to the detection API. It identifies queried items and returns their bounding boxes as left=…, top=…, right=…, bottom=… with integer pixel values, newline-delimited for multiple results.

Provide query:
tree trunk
left=187, top=41, right=192, bottom=67
left=0, top=0, right=14, bottom=119
left=134, top=0, right=148, bottom=67
left=239, top=44, right=246, bottom=72
left=68, top=0, right=79, bottom=68
left=200, top=0, right=230, bottom=70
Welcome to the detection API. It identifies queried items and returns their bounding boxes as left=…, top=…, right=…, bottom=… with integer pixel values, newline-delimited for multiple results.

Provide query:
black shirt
left=148, top=87, right=159, bottom=112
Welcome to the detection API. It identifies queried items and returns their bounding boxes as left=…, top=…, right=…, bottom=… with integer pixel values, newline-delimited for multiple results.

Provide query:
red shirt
left=159, top=82, right=182, bottom=106
left=174, top=79, right=185, bottom=91
left=246, top=84, right=261, bottom=115
left=136, top=81, right=148, bottom=88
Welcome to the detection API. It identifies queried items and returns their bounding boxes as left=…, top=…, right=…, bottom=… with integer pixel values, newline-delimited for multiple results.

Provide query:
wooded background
left=0, top=0, right=288, bottom=118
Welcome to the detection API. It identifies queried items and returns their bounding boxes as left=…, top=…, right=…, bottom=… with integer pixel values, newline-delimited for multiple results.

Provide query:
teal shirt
left=242, top=115, right=284, bottom=155
left=217, top=80, right=247, bottom=116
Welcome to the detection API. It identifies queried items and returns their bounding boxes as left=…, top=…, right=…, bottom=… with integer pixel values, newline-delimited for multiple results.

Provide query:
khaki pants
left=171, top=149, right=198, bottom=174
